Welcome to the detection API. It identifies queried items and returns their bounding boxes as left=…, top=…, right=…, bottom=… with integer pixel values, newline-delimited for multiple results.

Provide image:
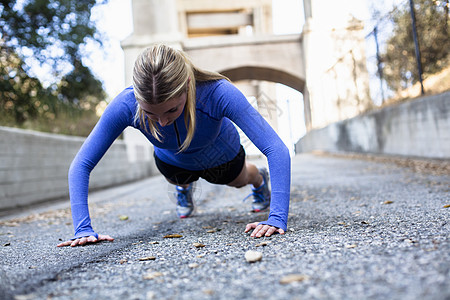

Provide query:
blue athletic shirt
left=69, top=79, right=291, bottom=239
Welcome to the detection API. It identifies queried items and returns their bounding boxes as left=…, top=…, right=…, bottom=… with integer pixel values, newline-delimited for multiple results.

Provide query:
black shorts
left=154, top=145, right=246, bottom=185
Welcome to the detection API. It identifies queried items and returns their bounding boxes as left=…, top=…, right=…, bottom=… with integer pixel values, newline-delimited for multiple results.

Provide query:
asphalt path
left=1, top=153, right=449, bottom=300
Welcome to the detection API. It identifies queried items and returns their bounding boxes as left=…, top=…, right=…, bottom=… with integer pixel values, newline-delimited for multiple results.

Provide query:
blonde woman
left=57, top=44, right=291, bottom=247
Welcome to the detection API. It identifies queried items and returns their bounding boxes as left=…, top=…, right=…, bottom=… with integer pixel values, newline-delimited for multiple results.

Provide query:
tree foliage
left=382, top=0, right=449, bottom=91
left=0, top=0, right=106, bottom=129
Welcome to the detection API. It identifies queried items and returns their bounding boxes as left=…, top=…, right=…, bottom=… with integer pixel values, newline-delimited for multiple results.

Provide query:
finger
left=264, top=226, right=277, bottom=237
left=57, top=240, right=72, bottom=247
left=86, top=236, right=98, bottom=243
left=251, top=224, right=266, bottom=237
left=98, top=234, right=114, bottom=242
left=245, top=222, right=259, bottom=233
left=70, top=239, right=81, bottom=247
left=78, top=237, right=89, bottom=246
left=250, top=224, right=262, bottom=237
left=255, top=225, right=271, bottom=238
left=277, top=228, right=285, bottom=235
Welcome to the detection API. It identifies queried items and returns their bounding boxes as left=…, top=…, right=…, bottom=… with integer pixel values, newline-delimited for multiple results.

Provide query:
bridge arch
left=219, top=66, right=305, bottom=94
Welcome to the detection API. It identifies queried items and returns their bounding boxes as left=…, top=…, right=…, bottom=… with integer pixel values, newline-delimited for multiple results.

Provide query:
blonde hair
left=133, top=44, right=228, bottom=152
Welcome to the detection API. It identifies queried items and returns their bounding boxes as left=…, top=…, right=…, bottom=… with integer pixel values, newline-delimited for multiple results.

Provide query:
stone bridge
left=121, top=0, right=372, bottom=133
left=183, top=34, right=306, bottom=95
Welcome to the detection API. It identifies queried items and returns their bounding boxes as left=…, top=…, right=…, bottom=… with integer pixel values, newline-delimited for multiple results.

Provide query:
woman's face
left=138, top=92, right=187, bottom=127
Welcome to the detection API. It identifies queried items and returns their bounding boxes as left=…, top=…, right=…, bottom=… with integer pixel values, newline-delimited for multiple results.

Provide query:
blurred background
left=1, top=0, right=449, bottom=211
left=1, top=0, right=448, bottom=147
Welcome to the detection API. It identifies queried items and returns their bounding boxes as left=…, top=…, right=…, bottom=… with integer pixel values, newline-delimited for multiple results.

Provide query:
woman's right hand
left=57, top=234, right=114, bottom=247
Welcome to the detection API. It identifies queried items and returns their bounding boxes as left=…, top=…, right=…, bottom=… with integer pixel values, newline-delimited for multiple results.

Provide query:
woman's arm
left=66, top=96, right=134, bottom=243
left=217, top=81, right=291, bottom=232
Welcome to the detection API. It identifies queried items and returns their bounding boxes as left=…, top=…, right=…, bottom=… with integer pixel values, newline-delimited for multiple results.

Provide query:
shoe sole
left=252, top=207, right=269, bottom=213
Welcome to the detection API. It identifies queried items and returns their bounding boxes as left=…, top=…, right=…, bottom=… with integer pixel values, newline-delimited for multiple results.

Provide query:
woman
left=57, top=44, right=291, bottom=247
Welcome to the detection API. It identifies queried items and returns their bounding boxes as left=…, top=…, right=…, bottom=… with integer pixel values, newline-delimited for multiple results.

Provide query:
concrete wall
left=296, top=92, right=450, bottom=159
left=0, top=127, right=156, bottom=211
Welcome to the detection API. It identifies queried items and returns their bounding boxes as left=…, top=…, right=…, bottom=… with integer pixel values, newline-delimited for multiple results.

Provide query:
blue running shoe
left=176, top=184, right=194, bottom=218
left=244, top=167, right=271, bottom=212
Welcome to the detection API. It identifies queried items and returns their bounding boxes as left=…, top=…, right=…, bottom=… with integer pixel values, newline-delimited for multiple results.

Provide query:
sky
left=83, top=0, right=401, bottom=153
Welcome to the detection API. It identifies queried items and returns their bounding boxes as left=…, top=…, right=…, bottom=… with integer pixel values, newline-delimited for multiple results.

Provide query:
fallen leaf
left=4, top=243, right=10, bottom=247
left=203, top=289, right=214, bottom=295
left=148, top=241, right=159, bottom=244
left=255, top=241, right=270, bottom=247
left=188, top=263, right=199, bottom=268
left=202, top=226, right=213, bottom=229
left=382, top=201, right=394, bottom=205
left=207, top=228, right=220, bottom=233
left=164, top=234, right=183, bottom=238
left=119, top=259, right=127, bottom=264
left=279, top=274, right=309, bottom=284
left=443, top=204, right=450, bottom=208
left=245, top=250, right=262, bottom=263
left=119, top=215, right=129, bottom=221
left=193, top=242, right=205, bottom=248
left=361, top=221, right=370, bottom=225
left=345, top=244, right=357, bottom=248
left=139, top=256, right=156, bottom=261
left=197, top=254, right=206, bottom=258
left=143, top=272, right=163, bottom=280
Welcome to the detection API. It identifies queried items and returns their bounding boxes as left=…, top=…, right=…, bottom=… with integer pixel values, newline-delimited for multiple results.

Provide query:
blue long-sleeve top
left=69, top=79, right=291, bottom=239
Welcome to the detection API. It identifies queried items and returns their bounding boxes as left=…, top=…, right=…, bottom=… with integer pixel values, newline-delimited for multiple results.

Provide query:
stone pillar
left=121, top=0, right=183, bottom=166
left=122, top=0, right=183, bottom=86
left=301, top=0, right=371, bottom=129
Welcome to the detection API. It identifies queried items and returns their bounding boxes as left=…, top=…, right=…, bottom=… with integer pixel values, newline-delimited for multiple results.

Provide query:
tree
left=382, top=0, right=449, bottom=91
left=0, top=0, right=106, bottom=127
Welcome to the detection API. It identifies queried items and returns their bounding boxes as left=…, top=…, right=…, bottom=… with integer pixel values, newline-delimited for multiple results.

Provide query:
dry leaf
left=245, top=250, right=262, bottom=263
left=279, top=274, right=309, bottom=284
left=255, top=241, right=270, bottom=247
left=193, top=242, right=205, bottom=248
left=139, top=256, right=156, bottom=261
left=203, top=289, right=214, bottom=295
left=202, top=226, right=213, bottom=229
left=443, top=204, right=450, bottom=208
left=149, top=241, right=159, bottom=244
left=4, top=243, right=11, bottom=247
left=345, top=244, right=357, bottom=248
left=188, top=263, right=199, bottom=268
left=143, top=272, right=163, bottom=280
left=119, top=215, right=129, bottom=221
left=382, top=201, right=394, bottom=205
left=119, top=259, right=127, bottom=264
left=164, top=234, right=183, bottom=238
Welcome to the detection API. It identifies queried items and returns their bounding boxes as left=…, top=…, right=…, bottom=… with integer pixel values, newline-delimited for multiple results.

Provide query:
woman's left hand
left=245, top=222, right=285, bottom=238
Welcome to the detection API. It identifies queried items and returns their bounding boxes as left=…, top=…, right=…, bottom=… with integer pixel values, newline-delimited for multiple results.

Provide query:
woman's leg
left=165, top=177, right=190, bottom=189
left=227, top=160, right=263, bottom=188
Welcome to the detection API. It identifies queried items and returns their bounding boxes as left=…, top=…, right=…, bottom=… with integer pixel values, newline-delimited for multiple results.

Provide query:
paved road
left=1, top=153, right=449, bottom=300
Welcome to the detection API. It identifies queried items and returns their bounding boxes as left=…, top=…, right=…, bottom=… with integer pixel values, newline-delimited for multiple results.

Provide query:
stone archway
left=220, top=66, right=305, bottom=94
